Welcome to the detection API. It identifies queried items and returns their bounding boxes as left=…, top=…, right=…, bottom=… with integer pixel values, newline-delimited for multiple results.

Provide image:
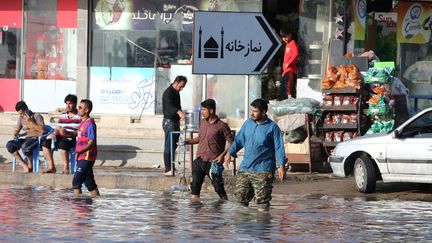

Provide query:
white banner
left=90, top=67, right=155, bottom=115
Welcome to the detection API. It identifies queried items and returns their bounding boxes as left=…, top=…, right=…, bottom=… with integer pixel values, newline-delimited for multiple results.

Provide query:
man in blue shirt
left=226, top=98, right=287, bottom=211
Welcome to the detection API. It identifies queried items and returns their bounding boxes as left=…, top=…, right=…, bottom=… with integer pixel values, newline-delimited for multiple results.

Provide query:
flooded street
left=0, top=184, right=431, bottom=242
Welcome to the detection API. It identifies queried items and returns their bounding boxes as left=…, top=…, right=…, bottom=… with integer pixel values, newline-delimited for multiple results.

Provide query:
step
left=0, top=137, right=244, bottom=169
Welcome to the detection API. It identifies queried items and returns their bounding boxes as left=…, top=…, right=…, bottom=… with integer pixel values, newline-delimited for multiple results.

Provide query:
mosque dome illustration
left=204, top=36, right=219, bottom=58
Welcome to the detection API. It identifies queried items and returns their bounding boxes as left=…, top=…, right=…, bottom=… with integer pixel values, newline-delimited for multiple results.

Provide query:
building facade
left=5, top=0, right=427, bottom=118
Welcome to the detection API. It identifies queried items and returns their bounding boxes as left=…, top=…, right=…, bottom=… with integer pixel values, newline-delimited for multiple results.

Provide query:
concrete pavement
left=0, top=163, right=334, bottom=194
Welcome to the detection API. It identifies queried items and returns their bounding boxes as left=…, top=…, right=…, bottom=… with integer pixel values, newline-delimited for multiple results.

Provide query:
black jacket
left=162, top=85, right=181, bottom=120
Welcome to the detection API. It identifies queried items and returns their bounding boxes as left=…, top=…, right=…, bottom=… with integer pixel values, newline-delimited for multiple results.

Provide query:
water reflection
left=0, top=185, right=431, bottom=242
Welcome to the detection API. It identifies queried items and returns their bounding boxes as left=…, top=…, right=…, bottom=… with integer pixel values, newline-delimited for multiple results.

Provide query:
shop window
left=25, top=0, right=77, bottom=80
left=206, top=75, right=246, bottom=119
left=0, top=29, right=20, bottom=79
left=90, top=0, right=262, bottom=117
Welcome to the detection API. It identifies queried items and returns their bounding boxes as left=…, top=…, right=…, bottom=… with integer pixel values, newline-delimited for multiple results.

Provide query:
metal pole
left=202, top=74, right=207, bottom=100
left=244, top=75, right=249, bottom=119
left=170, top=131, right=174, bottom=177
left=343, top=0, right=348, bottom=55
left=19, top=0, right=26, bottom=99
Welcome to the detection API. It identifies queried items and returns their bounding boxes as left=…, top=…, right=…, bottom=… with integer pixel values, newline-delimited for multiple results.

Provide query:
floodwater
left=0, top=185, right=431, bottom=242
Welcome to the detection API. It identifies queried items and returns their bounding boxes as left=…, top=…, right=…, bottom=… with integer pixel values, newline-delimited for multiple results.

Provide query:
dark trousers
left=279, top=72, right=297, bottom=99
left=162, top=118, right=180, bottom=172
left=72, top=160, right=97, bottom=191
left=6, top=137, right=39, bottom=157
left=191, top=157, right=227, bottom=199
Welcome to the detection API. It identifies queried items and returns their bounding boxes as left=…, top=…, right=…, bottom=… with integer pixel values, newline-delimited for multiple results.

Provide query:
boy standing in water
left=72, top=99, right=100, bottom=196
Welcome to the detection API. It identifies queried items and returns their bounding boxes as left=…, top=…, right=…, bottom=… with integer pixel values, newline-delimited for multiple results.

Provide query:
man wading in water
left=185, top=99, right=233, bottom=200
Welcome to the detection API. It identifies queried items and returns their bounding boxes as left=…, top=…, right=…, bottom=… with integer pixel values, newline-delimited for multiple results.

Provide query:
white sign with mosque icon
left=192, top=11, right=282, bottom=75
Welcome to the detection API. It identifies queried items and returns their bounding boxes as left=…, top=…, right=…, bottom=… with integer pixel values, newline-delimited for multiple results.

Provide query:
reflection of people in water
left=154, top=192, right=179, bottom=231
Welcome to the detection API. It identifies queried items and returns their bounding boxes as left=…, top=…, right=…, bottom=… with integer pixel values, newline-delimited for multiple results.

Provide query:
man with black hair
left=6, top=101, right=45, bottom=172
left=162, top=75, right=187, bottom=176
left=42, top=94, right=81, bottom=174
left=72, top=99, right=100, bottom=196
left=185, top=99, right=233, bottom=200
left=226, top=98, right=287, bottom=211
left=279, top=29, right=298, bottom=99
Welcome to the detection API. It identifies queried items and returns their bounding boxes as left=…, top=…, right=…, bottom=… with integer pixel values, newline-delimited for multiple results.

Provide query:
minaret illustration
left=198, top=26, right=202, bottom=58
left=221, top=27, right=224, bottom=59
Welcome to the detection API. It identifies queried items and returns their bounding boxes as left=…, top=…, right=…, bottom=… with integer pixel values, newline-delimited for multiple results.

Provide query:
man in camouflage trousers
left=226, top=98, right=287, bottom=211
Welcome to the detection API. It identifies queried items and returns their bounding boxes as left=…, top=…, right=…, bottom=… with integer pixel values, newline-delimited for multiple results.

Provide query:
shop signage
left=354, top=0, right=366, bottom=40
left=89, top=67, right=155, bottom=115
left=374, top=12, right=397, bottom=62
left=93, top=0, right=200, bottom=31
left=192, top=11, right=282, bottom=75
left=397, top=2, right=432, bottom=44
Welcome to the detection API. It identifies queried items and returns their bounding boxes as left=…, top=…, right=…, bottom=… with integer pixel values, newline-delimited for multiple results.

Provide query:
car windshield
left=398, top=110, right=432, bottom=138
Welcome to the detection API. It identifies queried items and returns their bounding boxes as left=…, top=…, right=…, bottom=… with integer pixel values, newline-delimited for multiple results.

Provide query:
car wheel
left=354, top=155, right=376, bottom=193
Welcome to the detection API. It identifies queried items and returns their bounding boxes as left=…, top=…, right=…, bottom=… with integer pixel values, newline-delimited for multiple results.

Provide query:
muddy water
left=0, top=185, right=431, bottom=242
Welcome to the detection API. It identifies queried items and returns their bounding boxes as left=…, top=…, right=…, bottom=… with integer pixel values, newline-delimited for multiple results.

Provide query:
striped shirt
left=76, top=118, right=97, bottom=161
left=57, top=112, right=81, bottom=132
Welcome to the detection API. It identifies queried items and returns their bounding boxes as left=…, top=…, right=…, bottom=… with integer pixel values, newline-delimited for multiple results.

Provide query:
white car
left=329, top=107, right=432, bottom=193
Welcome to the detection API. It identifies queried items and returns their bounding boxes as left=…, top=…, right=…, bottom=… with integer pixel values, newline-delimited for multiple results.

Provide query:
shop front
left=0, top=0, right=77, bottom=112
left=0, top=0, right=341, bottom=119
left=88, top=0, right=263, bottom=118
left=397, top=1, right=432, bottom=112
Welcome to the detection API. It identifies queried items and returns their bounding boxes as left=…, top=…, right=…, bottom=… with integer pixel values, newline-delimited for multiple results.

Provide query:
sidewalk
left=0, top=163, right=335, bottom=194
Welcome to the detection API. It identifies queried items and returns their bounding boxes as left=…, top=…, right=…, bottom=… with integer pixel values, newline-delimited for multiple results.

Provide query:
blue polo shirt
left=229, top=117, right=287, bottom=173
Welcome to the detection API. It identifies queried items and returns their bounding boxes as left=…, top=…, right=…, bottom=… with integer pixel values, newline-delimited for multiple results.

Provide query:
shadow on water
left=97, top=145, right=141, bottom=167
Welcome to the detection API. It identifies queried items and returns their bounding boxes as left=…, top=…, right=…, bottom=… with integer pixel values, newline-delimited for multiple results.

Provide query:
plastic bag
left=271, top=98, right=322, bottom=116
left=364, top=67, right=394, bottom=84
left=366, top=120, right=394, bottom=135
left=285, top=126, right=308, bottom=144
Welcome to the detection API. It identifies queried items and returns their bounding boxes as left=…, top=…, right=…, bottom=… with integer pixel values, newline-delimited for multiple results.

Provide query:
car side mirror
left=393, top=129, right=401, bottom=139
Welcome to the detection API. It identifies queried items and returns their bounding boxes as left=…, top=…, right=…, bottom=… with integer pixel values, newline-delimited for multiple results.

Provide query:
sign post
left=193, top=11, right=282, bottom=75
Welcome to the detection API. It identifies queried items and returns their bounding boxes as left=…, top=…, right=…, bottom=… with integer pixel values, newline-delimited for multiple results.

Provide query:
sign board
left=192, top=11, right=282, bottom=75
left=90, top=67, right=156, bottom=115
left=397, top=2, right=432, bottom=44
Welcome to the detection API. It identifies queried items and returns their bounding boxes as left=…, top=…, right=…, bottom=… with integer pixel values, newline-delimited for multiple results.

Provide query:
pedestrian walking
left=226, top=98, right=287, bottom=211
left=185, top=99, right=233, bottom=200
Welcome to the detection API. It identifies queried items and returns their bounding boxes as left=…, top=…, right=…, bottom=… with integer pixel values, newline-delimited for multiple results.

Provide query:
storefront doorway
left=262, top=0, right=300, bottom=101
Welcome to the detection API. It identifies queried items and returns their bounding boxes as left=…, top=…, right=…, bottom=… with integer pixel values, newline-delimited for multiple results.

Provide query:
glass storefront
left=397, top=1, right=432, bottom=112
left=89, top=0, right=262, bottom=117
left=25, top=0, right=77, bottom=80
left=22, top=0, right=78, bottom=112
left=0, top=28, right=20, bottom=79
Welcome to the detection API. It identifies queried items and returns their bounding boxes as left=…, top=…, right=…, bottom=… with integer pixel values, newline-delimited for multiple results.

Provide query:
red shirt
left=282, top=39, right=299, bottom=76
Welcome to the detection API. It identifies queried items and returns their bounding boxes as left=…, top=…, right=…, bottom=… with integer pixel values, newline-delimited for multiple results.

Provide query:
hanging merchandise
left=366, top=120, right=394, bottom=135
left=322, top=64, right=363, bottom=90
left=270, top=98, right=322, bottom=117
left=366, top=96, right=389, bottom=116
left=364, top=66, right=394, bottom=84
left=364, top=62, right=396, bottom=134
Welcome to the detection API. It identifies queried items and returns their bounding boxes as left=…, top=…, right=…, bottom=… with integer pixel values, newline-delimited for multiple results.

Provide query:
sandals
left=62, top=169, right=70, bottom=174
left=43, top=169, right=56, bottom=174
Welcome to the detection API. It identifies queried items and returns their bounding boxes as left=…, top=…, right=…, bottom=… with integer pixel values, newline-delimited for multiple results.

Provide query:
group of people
left=6, top=71, right=290, bottom=208
left=6, top=96, right=100, bottom=196
left=163, top=76, right=287, bottom=211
